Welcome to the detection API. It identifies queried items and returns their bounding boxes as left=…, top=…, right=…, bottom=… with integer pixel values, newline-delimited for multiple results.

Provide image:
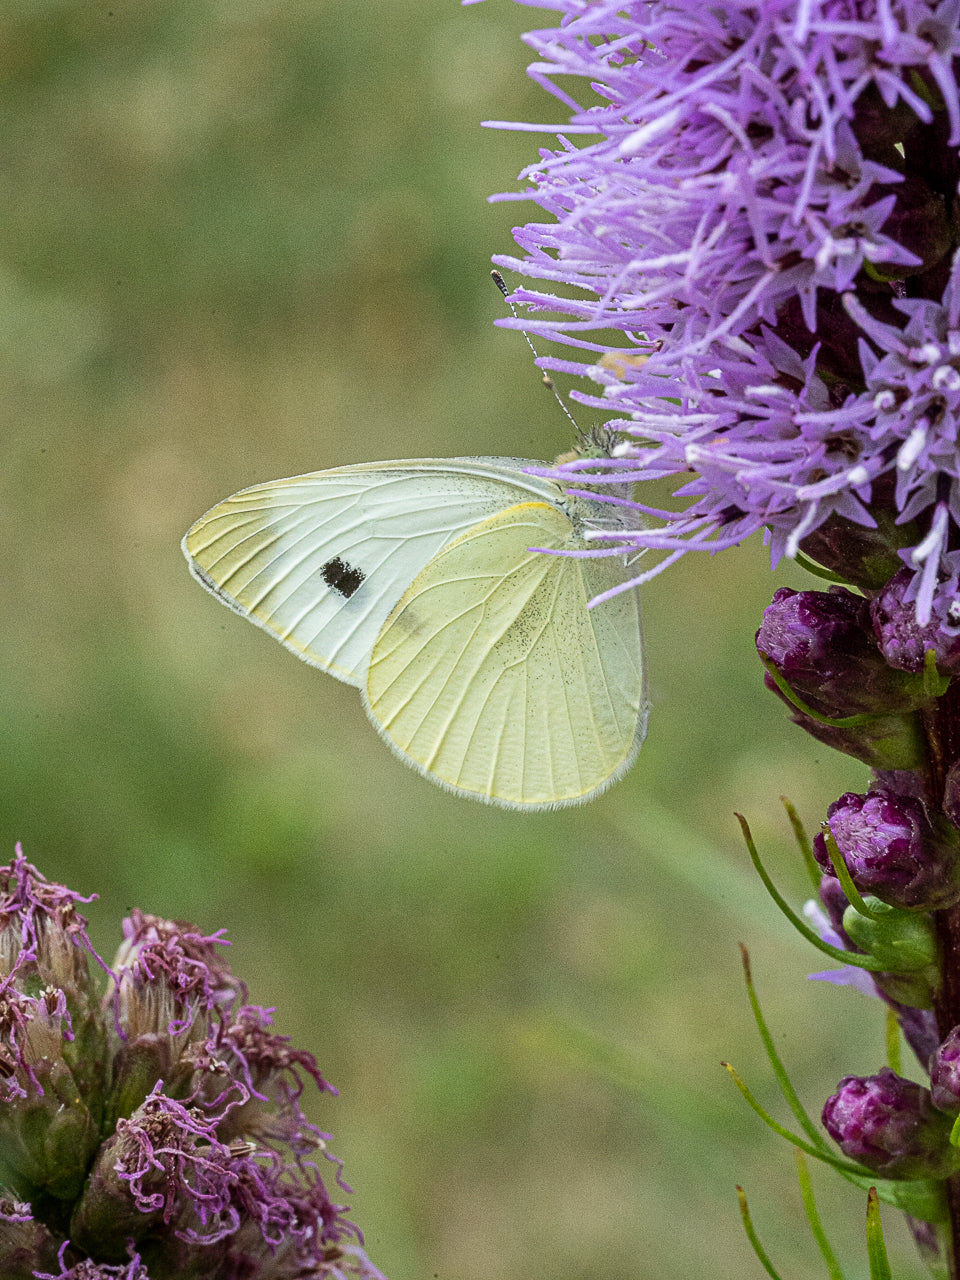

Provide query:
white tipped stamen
left=897, top=423, right=927, bottom=471
left=911, top=342, right=942, bottom=365
left=932, top=365, right=960, bottom=391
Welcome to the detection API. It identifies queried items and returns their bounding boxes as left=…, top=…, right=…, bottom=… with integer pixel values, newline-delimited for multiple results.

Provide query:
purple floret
left=490, top=1, right=960, bottom=627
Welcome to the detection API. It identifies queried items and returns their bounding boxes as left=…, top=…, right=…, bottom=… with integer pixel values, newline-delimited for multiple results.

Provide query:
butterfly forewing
left=364, top=500, right=646, bottom=809
left=182, top=460, right=560, bottom=687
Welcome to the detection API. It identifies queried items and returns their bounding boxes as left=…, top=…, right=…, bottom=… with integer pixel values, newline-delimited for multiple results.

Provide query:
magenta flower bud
left=822, top=1068, right=960, bottom=1178
left=871, top=567, right=960, bottom=674
left=757, top=587, right=928, bottom=719
left=931, top=1027, right=960, bottom=1115
left=813, top=789, right=960, bottom=910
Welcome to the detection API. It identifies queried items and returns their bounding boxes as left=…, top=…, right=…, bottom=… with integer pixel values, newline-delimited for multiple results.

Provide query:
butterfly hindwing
left=364, top=498, right=646, bottom=809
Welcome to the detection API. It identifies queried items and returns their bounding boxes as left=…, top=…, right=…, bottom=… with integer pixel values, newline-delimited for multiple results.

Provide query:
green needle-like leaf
left=781, top=797, right=820, bottom=890
left=865, top=1188, right=893, bottom=1280
left=792, top=552, right=854, bottom=584
left=737, top=1186, right=785, bottom=1280
left=885, top=1009, right=902, bottom=1076
left=794, top=1150, right=846, bottom=1280
left=820, top=829, right=882, bottom=919
left=736, top=816, right=892, bottom=972
left=760, top=656, right=884, bottom=728
left=740, top=946, right=828, bottom=1151
left=723, top=1062, right=870, bottom=1177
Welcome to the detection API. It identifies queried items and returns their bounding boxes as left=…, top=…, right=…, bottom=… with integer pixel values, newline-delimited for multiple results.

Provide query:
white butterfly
left=182, top=456, right=648, bottom=810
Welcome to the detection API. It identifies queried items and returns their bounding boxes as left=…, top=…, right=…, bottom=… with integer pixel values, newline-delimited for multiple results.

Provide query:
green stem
left=923, top=680, right=960, bottom=1279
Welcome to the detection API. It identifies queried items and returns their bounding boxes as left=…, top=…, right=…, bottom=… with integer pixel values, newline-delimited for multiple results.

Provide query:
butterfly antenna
left=491, top=270, right=586, bottom=446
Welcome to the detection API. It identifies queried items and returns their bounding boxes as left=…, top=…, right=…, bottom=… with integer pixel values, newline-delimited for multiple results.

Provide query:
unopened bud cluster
left=0, top=847, right=385, bottom=1280
left=757, top=563, right=960, bottom=1207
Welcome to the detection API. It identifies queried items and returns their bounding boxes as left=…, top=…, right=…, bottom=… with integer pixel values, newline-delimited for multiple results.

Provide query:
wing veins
left=423, top=553, right=565, bottom=782
left=579, top=562, right=641, bottom=731
left=372, top=544, right=559, bottom=780
left=371, top=551, right=549, bottom=704
left=566, top=567, right=615, bottom=770
left=541, top=568, right=582, bottom=795
left=211, top=507, right=373, bottom=606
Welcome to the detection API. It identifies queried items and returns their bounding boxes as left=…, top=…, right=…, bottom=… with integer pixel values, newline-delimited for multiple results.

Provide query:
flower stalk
left=486, top=0, right=960, bottom=1273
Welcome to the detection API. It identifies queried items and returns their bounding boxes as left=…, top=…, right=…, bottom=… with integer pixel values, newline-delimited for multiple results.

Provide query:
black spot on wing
left=322, top=556, right=365, bottom=598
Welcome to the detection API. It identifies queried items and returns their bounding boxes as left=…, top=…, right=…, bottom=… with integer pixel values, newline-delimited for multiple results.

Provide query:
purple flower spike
left=814, top=789, right=960, bottom=911
left=491, top=2, right=960, bottom=627
left=822, top=1068, right=959, bottom=1179
left=871, top=568, right=960, bottom=674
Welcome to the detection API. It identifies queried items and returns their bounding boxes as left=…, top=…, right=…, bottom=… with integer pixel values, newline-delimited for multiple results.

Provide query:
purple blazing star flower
left=0, top=846, right=385, bottom=1280
left=487, top=0, right=960, bottom=630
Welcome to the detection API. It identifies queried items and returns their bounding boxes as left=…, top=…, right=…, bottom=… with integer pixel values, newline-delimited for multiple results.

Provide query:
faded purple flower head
left=489, top=0, right=960, bottom=634
left=33, top=1243, right=149, bottom=1279
left=0, top=846, right=385, bottom=1280
left=822, top=1066, right=960, bottom=1178
left=813, top=787, right=960, bottom=909
left=0, top=843, right=103, bottom=997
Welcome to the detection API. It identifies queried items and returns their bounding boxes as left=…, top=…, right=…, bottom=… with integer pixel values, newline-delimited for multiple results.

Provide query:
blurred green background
left=0, top=2, right=928, bottom=1277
